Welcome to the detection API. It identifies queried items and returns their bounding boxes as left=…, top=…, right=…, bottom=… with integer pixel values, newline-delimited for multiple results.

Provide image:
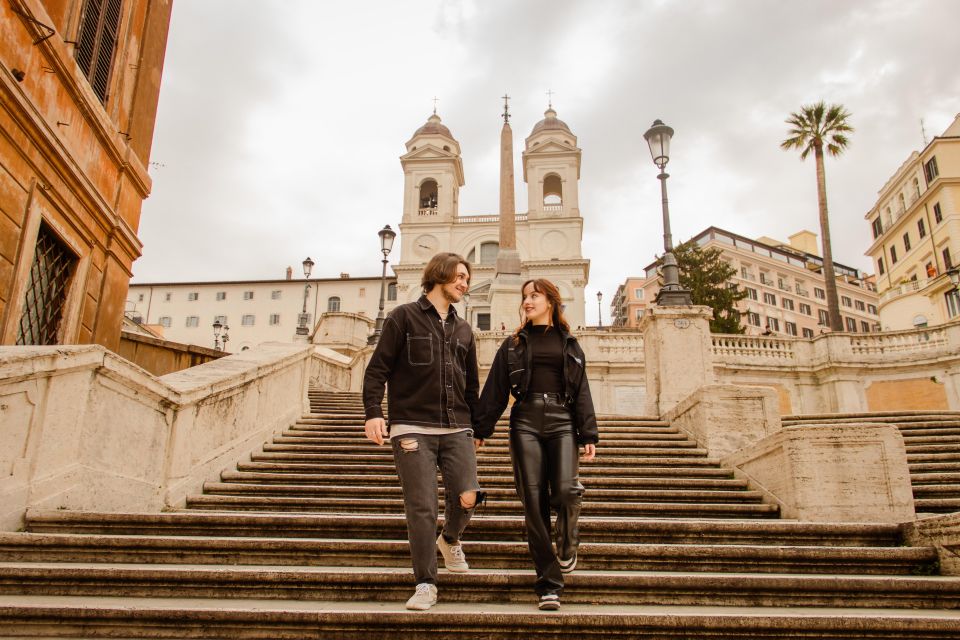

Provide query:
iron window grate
left=16, top=223, right=78, bottom=345
left=74, top=0, right=123, bottom=103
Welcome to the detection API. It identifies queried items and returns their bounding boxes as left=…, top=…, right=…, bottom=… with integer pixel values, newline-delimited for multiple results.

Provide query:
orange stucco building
left=1, top=0, right=172, bottom=351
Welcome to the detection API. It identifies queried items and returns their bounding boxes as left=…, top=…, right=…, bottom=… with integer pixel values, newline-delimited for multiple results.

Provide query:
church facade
left=392, top=106, right=590, bottom=330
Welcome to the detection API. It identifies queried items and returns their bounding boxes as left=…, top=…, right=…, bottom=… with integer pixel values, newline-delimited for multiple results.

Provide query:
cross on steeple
left=502, top=93, right=510, bottom=123
left=432, top=96, right=439, bottom=114
left=546, top=89, right=554, bottom=109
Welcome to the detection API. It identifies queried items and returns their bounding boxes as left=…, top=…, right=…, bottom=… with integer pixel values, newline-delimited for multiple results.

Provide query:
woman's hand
left=581, top=443, right=596, bottom=461
left=474, top=438, right=485, bottom=452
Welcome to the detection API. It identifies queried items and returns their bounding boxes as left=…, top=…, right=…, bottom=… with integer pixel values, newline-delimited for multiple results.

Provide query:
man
left=363, top=252, right=483, bottom=611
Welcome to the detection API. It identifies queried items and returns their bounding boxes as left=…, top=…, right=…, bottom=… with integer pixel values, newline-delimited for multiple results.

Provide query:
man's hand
left=581, top=443, right=596, bottom=462
left=474, top=438, right=484, bottom=452
left=364, top=418, right=388, bottom=445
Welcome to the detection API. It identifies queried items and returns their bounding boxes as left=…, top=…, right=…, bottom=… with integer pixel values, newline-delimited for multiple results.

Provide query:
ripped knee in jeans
left=399, top=438, right=420, bottom=453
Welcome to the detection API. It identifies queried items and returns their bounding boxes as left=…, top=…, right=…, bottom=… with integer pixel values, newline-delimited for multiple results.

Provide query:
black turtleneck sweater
left=527, top=324, right=564, bottom=393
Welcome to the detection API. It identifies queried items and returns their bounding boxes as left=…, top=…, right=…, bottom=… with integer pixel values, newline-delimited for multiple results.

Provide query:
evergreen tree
left=660, top=240, right=747, bottom=334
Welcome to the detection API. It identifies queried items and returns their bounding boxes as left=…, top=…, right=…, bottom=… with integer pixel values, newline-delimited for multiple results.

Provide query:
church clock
left=414, top=234, right=439, bottom=259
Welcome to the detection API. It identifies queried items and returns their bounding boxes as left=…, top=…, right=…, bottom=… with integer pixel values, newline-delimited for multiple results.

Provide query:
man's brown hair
left=421, top=252, right=471, bottom=294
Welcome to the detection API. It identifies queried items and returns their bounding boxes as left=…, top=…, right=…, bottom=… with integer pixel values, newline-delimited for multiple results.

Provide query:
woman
left=476, top=279, right=598, bottom=611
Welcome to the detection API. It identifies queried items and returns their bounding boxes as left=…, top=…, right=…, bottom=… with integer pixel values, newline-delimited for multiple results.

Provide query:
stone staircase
left=783, top=411, right=960, bottom=516
left=0, top=390, right=958, bottom=637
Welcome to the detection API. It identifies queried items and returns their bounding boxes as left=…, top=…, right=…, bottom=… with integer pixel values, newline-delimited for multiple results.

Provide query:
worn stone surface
left=723, top=423, right=916, bottom=523
left=904, top=511, right=960, bottom=576
left=640, top=306, right=716, bottom=416
left=665, top=385, right=781, bottom=459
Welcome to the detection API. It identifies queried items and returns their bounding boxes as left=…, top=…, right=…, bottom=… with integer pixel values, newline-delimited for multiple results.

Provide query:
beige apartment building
left=628, top=227, right=879, bottom=337
left=127, top=272, right=396, bottom=351
left=864, top=114, right=960, bottom=330
left=611, top=277, right=651, bottom=328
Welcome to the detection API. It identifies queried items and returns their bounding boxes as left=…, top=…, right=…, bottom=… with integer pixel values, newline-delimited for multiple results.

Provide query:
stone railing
left=117, top=330, right=225, bottom=376
left=455, top=214, right=529, bottom=224
left=711, top=334, right=797, bottom=363
left=418, top=207, right=438, bottom=216
left=879, top=278, right=929, bottom=304
left=848, top=326, right=950, bottom=357
left=0, top=342, right=314, bottom=531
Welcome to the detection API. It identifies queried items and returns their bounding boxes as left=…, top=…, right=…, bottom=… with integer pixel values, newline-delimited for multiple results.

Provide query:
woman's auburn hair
left=421, top=252, right=471, bottom=293
left=512, top=278, right=570, bottom=343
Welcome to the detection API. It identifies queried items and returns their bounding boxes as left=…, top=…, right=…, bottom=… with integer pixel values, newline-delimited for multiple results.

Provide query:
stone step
left=905, top=444, right=960, bottom=454
left=284, top=427, right=687, bottom=439
left=901, top=430, right=960, bottom=440
left=912, top=483, right=960, bottom=495
left=784, top=411, right=960, bottom=421
left=911, top=472, right=960, bottom=485
left=219, top=470, right=751, bottom=490
left=908, top=452, right=960, bottom=463
left=266, top=440, right=702, bottom=454
left=184, top=495, right=780, bottom=518
left=0, top=534, right=934, bottom=574
left=910, top=462, right=960, bottom=473
left=200, top=482, right=765, bottom=504
left=24, top=512, right=902, bottom=545
left=913, top=498, right=960, bottom=513
left=235, top=461, right=736, bottom=478
left=249, top=452, right=722, bottom=467
left=0, top=565, right=957, bottom=609
left=3, top=596, right=959, bottom=640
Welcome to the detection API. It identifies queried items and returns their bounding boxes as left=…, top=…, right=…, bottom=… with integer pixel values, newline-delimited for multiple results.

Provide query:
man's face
left=440, top=263, right=470, bottom=303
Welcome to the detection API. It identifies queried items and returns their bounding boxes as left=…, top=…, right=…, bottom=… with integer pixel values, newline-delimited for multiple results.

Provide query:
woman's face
left=522, top=283, right=551, bottom=325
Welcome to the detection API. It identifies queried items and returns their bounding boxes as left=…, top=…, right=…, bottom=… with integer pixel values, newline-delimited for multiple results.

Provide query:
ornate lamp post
left=949, top=267, right=960, bottom=288
left=296, top=257, right=315, bottom=336
left=212, top=319, right=223, bottom=350
left=596, top=290, right=603, bottom=328
left=644, top=119, right=692, bottom=306
left=369, top=225, right=397, bottom=344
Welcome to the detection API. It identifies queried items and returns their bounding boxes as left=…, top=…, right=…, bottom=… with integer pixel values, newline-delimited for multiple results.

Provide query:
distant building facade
left=864, top=114, right=960, bottom=330
left=127, top=273, right=395, bottom=352
left=1, top=0, right=172, bottom=351
left=633, top=227, right=880, bottom=337
left=611, top=277, right=651, bottom=328
left=394, top=108, right=590, bottom=330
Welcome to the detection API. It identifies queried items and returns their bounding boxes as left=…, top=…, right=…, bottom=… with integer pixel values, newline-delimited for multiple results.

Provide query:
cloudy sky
left=135, top=0, right=960, bottom=322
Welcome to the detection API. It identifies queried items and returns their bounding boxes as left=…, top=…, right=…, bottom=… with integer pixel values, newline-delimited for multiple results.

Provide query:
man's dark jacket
left=363, top=296, right=479, bottom=430
left=476, top=324, right=599, bottom=445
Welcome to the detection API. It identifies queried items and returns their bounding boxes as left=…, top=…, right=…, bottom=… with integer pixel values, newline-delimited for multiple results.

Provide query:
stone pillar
left=490, top=108, right=523, bottom=330
left=640, top=305, right=715, bottom=416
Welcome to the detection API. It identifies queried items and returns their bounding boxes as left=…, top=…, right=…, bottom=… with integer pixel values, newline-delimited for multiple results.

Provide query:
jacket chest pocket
left=508, top=347, right=525, bottom=392
left=407, top=334, right=434, bottom=366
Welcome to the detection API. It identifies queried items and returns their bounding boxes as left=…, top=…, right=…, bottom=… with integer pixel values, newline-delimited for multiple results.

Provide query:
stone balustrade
left=0, top=342, right=314, bottom=530
left=711, top=334, right=797, bottom=363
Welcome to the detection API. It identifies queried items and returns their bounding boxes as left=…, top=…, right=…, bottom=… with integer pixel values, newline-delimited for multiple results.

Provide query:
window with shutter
left=75, top=0, right=123, bottom=103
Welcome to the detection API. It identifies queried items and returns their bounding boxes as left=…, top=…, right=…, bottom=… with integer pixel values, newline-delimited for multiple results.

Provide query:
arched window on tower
left=480, top=242, right=499, bottom=264
left=327, top=296, right=341, bottom=312
left=543, top=174, right=562, bottom=211
left=419, top=179, right=438, bottom=215
left=387, top=283, right=397, bottom=301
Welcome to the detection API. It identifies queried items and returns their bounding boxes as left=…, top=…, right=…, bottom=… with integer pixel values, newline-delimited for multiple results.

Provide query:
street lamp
left=463, top=292, right=471, bottom=328
left=369, top=224, right=397, bottom=344
left=596, top=290, right=603, bottom=328
left=212, top=319, right=223, bottom=350
left=643, top=119, right=692, bottom=306
left=948, top=267, right=960, bottom=288
left=296, top=257, right=315, bottom=336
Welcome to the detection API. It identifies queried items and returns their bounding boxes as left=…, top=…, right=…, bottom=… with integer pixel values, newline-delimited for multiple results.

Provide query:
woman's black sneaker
left=538, top=593, right=561, bottom=611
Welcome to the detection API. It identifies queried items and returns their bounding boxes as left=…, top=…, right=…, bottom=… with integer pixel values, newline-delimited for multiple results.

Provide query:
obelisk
left=489, top=95, right=523, bottom=330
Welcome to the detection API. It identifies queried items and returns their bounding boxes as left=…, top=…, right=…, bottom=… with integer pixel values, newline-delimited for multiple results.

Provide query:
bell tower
left=522, top=106, right=581, bottom=219
left=400, top=113, right=464, bottom=223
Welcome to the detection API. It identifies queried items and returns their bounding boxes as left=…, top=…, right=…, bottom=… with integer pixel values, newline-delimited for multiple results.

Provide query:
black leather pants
left=509, top=393, right=584, bottom=596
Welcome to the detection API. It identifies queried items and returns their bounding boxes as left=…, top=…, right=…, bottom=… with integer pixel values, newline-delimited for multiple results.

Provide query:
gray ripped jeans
left=391, top=430, right=481, bottom=585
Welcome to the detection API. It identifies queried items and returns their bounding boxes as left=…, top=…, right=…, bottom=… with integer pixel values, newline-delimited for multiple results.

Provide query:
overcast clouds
left=135, top=0, right=960, bottom=322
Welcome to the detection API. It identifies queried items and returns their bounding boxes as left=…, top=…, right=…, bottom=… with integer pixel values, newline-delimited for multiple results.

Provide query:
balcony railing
left=879, top=277, right=930, bottom=304
left=543, top=204, right=562, bottom=213
left=418, top=207, right=438, bottom=216
left=455, top=214, right=529, bottom=224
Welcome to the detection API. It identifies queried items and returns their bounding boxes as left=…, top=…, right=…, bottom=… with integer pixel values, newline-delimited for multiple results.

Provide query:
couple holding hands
left=363, top=252, right=598, bottom=611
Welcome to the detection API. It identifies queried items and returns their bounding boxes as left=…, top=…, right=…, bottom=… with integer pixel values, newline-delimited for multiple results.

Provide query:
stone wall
left=0, top=342, right=313, bottom=531
left=117, top=330, right=225, bottom=376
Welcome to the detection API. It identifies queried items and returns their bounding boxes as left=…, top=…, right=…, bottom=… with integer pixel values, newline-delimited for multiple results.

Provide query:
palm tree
left=781, top=101, right=853, bottom=332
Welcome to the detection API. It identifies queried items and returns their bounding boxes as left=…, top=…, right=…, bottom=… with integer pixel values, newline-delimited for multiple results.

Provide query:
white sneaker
left=437, top=534, right=469, bottom=572
left=406, top=583, right=438, bottom=611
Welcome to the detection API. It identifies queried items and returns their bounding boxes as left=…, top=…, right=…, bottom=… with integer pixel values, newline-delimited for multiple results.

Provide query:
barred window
left=74, top=0, right=123, bottom=103
left=16, top=223, right=78, bottom=345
